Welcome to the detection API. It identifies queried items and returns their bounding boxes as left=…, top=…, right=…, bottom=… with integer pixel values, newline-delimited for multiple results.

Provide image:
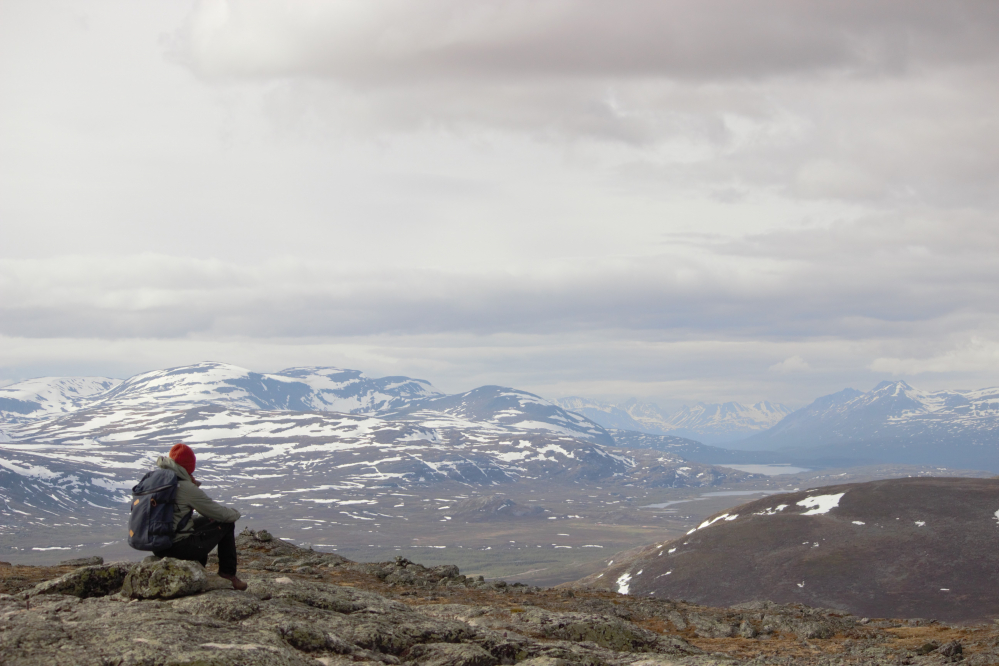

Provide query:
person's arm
left=187, top=484, right=240, bottom=523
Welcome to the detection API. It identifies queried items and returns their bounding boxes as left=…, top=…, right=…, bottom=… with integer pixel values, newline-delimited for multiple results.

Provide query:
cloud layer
left=181, top=1, right=999, bottom=81
left=2, top=1, right=999, bottom=406
left=172, top=0, right=999, bottom=207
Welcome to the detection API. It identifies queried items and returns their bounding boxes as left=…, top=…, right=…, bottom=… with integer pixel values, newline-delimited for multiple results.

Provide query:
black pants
left=154, top=516, right=238, bottom=576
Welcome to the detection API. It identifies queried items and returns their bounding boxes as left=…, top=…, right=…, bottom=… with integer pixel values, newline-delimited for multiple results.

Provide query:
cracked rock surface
left=0, top=578, right=720, bottom=666
left=3, top=528, right=999, bottom=665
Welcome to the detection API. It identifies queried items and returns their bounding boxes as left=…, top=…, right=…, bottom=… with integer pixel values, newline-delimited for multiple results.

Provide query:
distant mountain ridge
left=659, top=401, right=792, bottom=444
left=88, top=363, right=443, bottom=415
left=554, top=396, right=791, bottom=444
left=748, top=380, right=999, bottom=469
left=0, top=363, right=441, bottom=424
left=552, top=397, right=649, bottom=432
left=2, top=362, right=754, bottom=526
left=0, top=363, right=614, bottom=448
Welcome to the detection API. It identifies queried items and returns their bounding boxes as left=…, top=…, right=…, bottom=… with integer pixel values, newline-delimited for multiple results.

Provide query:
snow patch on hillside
left=797, top=493, right=845, bottom=515
left=616, top=572, right=632, bottom=594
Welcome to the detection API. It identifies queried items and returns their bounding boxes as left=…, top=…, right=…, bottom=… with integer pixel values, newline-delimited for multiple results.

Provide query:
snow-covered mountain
left=0, top=363, right=440, bottom=426
left=406, top=388, right=612, bottom=445
left=553, top=397, right=649, bottom=432
left=658, top=401, right=792, bottom=444
left=748, top=381, right=999, bottom=469
left=1, top=362, right=755, bottom=526
left=2, top=363, right=607, bottom=446
left=618, top=399, right=675, bottom=433
left=0, top=376, right=121, bottom=424
left=89, top=363, right=442, bottom=414
left=0, top=403, right=631, bottom=507
left=554, top=396, right=791, bottom=444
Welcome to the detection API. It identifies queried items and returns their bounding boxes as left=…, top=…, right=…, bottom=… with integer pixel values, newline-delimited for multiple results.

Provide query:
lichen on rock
left=121, top=556, right=208, bottom=599
left=173, top=589, right=262, bottom=621
left=27, top=562, right=133, bottom=599
left=514, top=608, right=670, bottom=653
left=403, top=642, right=499, bottom=666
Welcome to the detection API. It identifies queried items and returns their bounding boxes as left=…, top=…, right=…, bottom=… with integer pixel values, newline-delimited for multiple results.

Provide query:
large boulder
left=27, top=562, right=133, bottom=599
left=121, top=557, right=208, bottom=599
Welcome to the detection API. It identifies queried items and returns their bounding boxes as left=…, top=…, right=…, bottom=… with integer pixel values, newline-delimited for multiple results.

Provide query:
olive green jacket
left=156, top=456, right=240, bottom=542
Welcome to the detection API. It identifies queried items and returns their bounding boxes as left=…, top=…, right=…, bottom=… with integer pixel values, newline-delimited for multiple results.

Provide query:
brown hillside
left=574, top=477, right=999, bottom=622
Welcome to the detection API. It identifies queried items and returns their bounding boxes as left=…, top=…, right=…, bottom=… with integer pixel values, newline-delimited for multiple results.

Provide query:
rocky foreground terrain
left=3, top=529, right=999, bottom=665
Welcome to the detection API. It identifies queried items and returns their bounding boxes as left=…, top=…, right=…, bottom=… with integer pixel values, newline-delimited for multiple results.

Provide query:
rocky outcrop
left=26, top=562, right=133, bottom=599
left=237, top=528, right=497, bottom=591
left=5, top=528, right=999, bottom=665
left=419, top=605, right=695, bottom=655
left=121, top=557, right=209, bottom=599
left=405, top=642, right=499, bottom=666
left=0, top=575, right=714, bottom=666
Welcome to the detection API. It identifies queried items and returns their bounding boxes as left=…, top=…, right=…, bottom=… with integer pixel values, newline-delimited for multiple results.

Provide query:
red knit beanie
left=169, top=443, right=196, bottom=476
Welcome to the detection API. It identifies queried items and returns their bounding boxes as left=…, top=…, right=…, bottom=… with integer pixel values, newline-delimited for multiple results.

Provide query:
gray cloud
left=2, top=1, right=999, bottom=407
left=167, top=1, right=999, bottom=209
left=3, top=206, right=997, bottom=341
left=178, top=1, right=999, bottom=81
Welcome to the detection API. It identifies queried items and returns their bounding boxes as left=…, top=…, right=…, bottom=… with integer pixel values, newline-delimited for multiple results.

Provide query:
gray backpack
left=127, top=469, right=189, bottom=551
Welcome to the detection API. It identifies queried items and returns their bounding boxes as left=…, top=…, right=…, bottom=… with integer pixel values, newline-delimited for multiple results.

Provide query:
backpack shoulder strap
left=132, top=468, right=179, bottom=496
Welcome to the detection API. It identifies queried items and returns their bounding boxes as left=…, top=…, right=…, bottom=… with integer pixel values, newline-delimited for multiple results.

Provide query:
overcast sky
left=2, top=0, right=999, bottom=408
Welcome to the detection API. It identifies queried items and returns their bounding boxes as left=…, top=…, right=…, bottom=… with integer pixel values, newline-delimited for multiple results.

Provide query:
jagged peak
left=871, top=380, right=914, bottom=393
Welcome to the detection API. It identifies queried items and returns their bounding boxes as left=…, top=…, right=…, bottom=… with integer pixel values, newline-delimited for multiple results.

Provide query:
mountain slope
left=395, top=386, right=613, bottom=445
left=2, top=403, right=631, bottom=490
left=0, top=399, right=751, bottom=547
left=0, top=377, right=121, bottom=424
left=748, top=381, right=999, bottom=469
left=575, top=477, right=999, bottom=622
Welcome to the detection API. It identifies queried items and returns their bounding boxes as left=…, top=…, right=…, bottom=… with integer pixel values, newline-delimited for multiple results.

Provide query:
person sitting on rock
left=152, top=443, right=247, bottom=591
